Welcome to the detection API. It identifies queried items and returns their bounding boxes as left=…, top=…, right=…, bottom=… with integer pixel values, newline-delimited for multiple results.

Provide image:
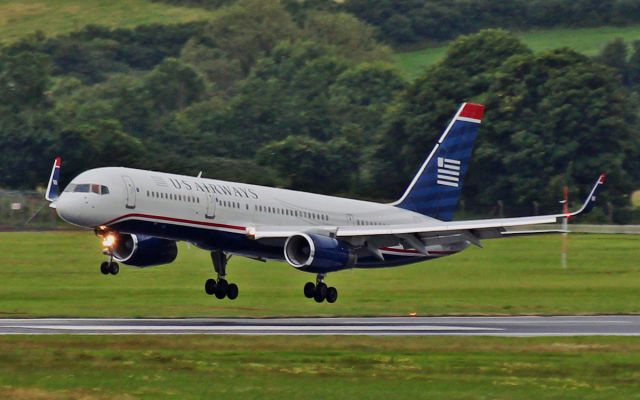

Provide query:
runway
left=1, top=316, right=640, bottom=336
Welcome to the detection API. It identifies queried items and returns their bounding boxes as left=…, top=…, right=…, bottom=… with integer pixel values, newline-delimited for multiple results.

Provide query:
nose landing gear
left=97, top=229, right=119, bottom=276
left=100, top=260, right=119, bottom=275
left=204, top=250, right=239, bottom=300
left=304, top=274, right=338, bottom=303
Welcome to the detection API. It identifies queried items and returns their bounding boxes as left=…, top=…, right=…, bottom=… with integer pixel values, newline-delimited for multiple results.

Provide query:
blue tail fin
left=393, top=103, right=484, bottom=221
left=45, top=157, right=61, bottom=202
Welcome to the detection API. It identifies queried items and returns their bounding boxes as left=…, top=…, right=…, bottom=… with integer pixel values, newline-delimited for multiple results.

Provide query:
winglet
left=568, top=173, right=606, bottom=218
left=45, top=157, right=62, bottom=203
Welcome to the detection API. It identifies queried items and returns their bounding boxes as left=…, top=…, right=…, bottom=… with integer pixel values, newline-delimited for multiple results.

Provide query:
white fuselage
left=57, top=167, right=434, bottom=231
left=55, top=167, right=449, bottom=266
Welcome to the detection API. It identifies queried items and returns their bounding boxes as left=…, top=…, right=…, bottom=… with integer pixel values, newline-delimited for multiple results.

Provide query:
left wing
left=249, top=174, right=605, bottom=251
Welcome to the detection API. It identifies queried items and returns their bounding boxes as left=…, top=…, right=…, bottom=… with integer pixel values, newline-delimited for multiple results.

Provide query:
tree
left=143, top=58, right=205, bottom=114
left=200, top=0, right=298, bottom=73
left=302, top=11, right=391, bottom=62
left=0, top=51, right=51, bottom=110
left=256, top=135, right=357, bottom=193
left=368, top=30, right=531, bottom=198
left=55, top=119, right=147, bottom=184
left=595, top=38, right=629, bottom=85
left=472, top=49, right=639, bottom=211
left=369, top=30, right=640, bottom=220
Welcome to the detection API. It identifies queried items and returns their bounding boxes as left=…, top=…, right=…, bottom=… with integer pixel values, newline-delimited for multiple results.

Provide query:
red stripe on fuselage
left=102, top=213, right=246, bottom=232
left=380, top=247, right=456, bottom=255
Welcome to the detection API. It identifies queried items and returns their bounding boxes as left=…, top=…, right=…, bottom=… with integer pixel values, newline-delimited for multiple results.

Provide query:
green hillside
left=0, top=0, right=217, bottom=43
left=394, top=25, right=640, bottom=78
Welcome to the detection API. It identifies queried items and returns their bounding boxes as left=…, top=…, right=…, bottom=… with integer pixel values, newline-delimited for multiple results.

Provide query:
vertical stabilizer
left=393, top=103, right=484, bottom=221
left=45, top=157, right=62, bottom=203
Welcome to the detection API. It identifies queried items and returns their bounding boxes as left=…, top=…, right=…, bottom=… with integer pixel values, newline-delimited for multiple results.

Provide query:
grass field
left=394, top=25, right=640, bottom=78
left=0, top=231, right=639, bottom=317
left=0, top=335, right=639, bottom=399
left=633, top=191, right=640, bottom=207
left=0, top=0, right=217, bottom=44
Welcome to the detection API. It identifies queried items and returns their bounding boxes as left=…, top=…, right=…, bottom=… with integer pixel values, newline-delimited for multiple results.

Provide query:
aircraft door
left=205, top=193, right=216, bottom=219
left=347, top=213, right=354, bottom=225
left=122, top=176, right=136, bottom=209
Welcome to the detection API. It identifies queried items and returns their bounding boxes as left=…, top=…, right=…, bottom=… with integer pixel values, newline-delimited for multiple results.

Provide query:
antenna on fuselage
left=196, top=171, right=202, bottom=178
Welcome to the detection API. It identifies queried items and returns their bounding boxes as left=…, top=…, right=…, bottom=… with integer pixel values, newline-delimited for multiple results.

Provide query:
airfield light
left=102, top=234, right=116, bottom=248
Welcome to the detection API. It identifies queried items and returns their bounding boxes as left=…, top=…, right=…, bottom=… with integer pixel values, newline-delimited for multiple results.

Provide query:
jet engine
left=110, top=233, right=178, bottom=267
left=284, top=233, right=356, bottom=272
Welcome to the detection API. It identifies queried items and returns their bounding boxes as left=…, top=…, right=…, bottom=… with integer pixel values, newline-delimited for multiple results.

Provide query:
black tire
left=303, top=282, right=316, bottom=298
left=100, top=261, right=110, bottom=275
left=227, top=283, right=239, bottom=300
left=109, top=262, right=119, bottom=275
left=316, top=282, right=327, bottom=298
left=326, top=287, right=338, bottom=303
left=215, top=279, right=228, bottom=299
left=314, top=290, right=325, bottom=303
left=205, top=278, right=216, bottom=295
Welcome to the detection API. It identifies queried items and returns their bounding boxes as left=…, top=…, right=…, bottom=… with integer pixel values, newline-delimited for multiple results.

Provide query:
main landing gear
left=204, top=250, right=239, bottom=300
left=304, top=274, right=338, bottom=303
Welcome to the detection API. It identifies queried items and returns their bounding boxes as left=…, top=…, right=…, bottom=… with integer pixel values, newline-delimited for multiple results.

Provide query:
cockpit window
left=64, top=183, right=110, bottom=195
left=75, top=184, right=91, bottom=193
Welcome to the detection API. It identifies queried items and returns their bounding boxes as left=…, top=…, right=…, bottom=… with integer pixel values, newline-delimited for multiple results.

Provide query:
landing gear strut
left=98, top=231, right=119, bottom=276
left=304, top=274, right=338, bottom=303
left=204, top=250, right=239, bottom=300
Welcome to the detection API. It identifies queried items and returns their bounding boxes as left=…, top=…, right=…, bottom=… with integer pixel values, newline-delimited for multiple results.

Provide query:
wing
left=248, top=174, right=605, bottom=256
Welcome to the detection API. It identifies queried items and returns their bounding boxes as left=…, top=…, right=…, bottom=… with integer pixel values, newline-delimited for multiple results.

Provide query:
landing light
left=102, top=234, right=116, bottom=248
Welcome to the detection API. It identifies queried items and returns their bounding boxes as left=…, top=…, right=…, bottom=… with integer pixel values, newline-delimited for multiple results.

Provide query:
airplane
left=45, top=103, right=606, bottom=304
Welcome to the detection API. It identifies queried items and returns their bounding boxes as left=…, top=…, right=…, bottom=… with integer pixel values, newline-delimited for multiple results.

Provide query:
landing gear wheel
left=100, top=261, right=110, bottom=275
left=326, top=287, right=338, bottom=303
left=108, top=262, right=119, bottom=275
left=304, top=282, right=316, bottom=298
left=205, top=279, right=217, bottom=295
left=314, top=290, right=326, bottom=303
left=227, top=283, right=239, bottom=300
left=215, top=279, right=229, bottom=299
left=316, top=282, right=327, bottom=298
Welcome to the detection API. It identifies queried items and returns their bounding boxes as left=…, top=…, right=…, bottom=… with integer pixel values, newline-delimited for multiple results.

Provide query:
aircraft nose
left=55, top=193, right=86, bottom=227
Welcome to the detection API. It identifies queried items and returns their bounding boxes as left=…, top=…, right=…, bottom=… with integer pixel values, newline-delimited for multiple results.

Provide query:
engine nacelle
left=284, top=233, right=356, bottom=272
left=112, top=233, right=178, bottom=267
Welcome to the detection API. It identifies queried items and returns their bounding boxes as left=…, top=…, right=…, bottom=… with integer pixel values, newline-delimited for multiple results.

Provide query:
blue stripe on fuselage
left=108, top=219, right=432, bottom=269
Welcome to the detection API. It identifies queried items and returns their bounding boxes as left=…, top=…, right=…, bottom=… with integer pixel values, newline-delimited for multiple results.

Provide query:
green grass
left=633, top=191, right=640, bottom=208
left=0, top=0, right=217, bottom=44
left=0, top=335, right=639, bottom=399
left=0, top=231, right=639, bottom=317
left=394, top=25, right=640, bottom=78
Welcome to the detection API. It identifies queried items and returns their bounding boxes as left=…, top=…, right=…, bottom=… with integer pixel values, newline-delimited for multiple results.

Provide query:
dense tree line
left=343, top=0, right=640, bottom=45
left=157, top=0, right=640, bottom=46
left=1, top=0, right=639, bottom=222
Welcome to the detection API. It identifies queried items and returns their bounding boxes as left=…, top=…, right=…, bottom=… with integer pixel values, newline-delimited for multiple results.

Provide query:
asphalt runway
left=1, top=316, right=640, bottom=336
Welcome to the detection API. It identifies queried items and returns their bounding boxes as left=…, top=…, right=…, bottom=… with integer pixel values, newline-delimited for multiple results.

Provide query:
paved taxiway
left=1, top=316, right=640, bottom=336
